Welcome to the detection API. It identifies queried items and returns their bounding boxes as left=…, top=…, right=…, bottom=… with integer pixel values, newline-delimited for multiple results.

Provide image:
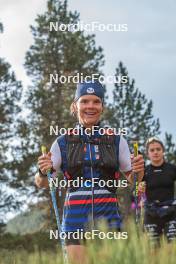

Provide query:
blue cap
left=75, top=82, right=104, bottom=102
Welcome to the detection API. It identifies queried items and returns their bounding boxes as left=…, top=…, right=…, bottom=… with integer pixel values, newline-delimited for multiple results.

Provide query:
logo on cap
left=87, top=87, right=95, bottom=94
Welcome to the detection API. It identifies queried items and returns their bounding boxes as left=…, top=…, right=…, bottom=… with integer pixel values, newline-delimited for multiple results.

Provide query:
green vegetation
left=1, top=223, right=176, bottom=264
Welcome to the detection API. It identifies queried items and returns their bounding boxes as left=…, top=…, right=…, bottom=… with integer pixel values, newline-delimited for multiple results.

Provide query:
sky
left=0, top=0, right=176, bottom=140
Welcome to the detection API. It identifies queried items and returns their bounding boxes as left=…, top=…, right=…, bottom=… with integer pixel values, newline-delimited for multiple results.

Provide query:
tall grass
left=1, top=222, right=176, bottom=264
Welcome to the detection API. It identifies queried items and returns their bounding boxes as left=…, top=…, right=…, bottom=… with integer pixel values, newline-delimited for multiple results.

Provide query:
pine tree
left=164, top=133, right=176, bottom=164
left=15, top=0, right=104, bottom=187
left=106, top=62, right=160, bottom=150
left=0, top=22, right=23, bottom=221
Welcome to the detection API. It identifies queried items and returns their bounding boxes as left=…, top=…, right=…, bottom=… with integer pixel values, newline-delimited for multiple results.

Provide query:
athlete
left=142, top=137, right=176, bottom=246
left=35, top=81, right=144, bottom=263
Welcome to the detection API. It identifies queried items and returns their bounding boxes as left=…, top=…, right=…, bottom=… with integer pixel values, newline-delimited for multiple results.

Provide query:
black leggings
left=144, top=212, right=176, bottom=245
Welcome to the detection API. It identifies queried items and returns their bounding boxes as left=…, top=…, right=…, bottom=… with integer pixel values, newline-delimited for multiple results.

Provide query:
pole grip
left=41, top=145, right=47, bottom=155
left=133, top=141, right=138, bottom=157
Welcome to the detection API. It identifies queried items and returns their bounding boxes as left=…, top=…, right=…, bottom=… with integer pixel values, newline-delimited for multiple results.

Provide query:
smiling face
left=147, top=142, right=164, bottom=166
left=75, top=95, right=103, bottom=128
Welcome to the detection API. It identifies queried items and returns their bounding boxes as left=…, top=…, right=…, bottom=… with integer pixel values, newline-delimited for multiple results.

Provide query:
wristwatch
left=38, top=167, right=56, bottom=178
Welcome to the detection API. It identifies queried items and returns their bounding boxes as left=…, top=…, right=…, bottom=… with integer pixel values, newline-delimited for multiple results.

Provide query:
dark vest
left=57, top=131, right=120, bottom=193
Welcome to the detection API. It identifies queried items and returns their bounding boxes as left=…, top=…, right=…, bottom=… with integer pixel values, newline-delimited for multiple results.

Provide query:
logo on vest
left=86, top=87, right=95, bottom=94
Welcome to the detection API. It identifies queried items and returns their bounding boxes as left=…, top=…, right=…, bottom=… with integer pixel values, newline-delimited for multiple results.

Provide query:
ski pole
left=41, top=146, right=68, bottom=264
left=133, top=141, right=139, bottom=224
left=139, top=182, right=146, bottom=226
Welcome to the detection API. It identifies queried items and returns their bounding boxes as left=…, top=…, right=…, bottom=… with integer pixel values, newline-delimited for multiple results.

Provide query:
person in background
left=142, top=137, right=176, bottom=246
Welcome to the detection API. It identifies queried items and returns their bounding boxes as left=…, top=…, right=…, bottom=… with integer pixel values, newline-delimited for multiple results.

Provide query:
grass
left=0, top=222, right=176, bottom=264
